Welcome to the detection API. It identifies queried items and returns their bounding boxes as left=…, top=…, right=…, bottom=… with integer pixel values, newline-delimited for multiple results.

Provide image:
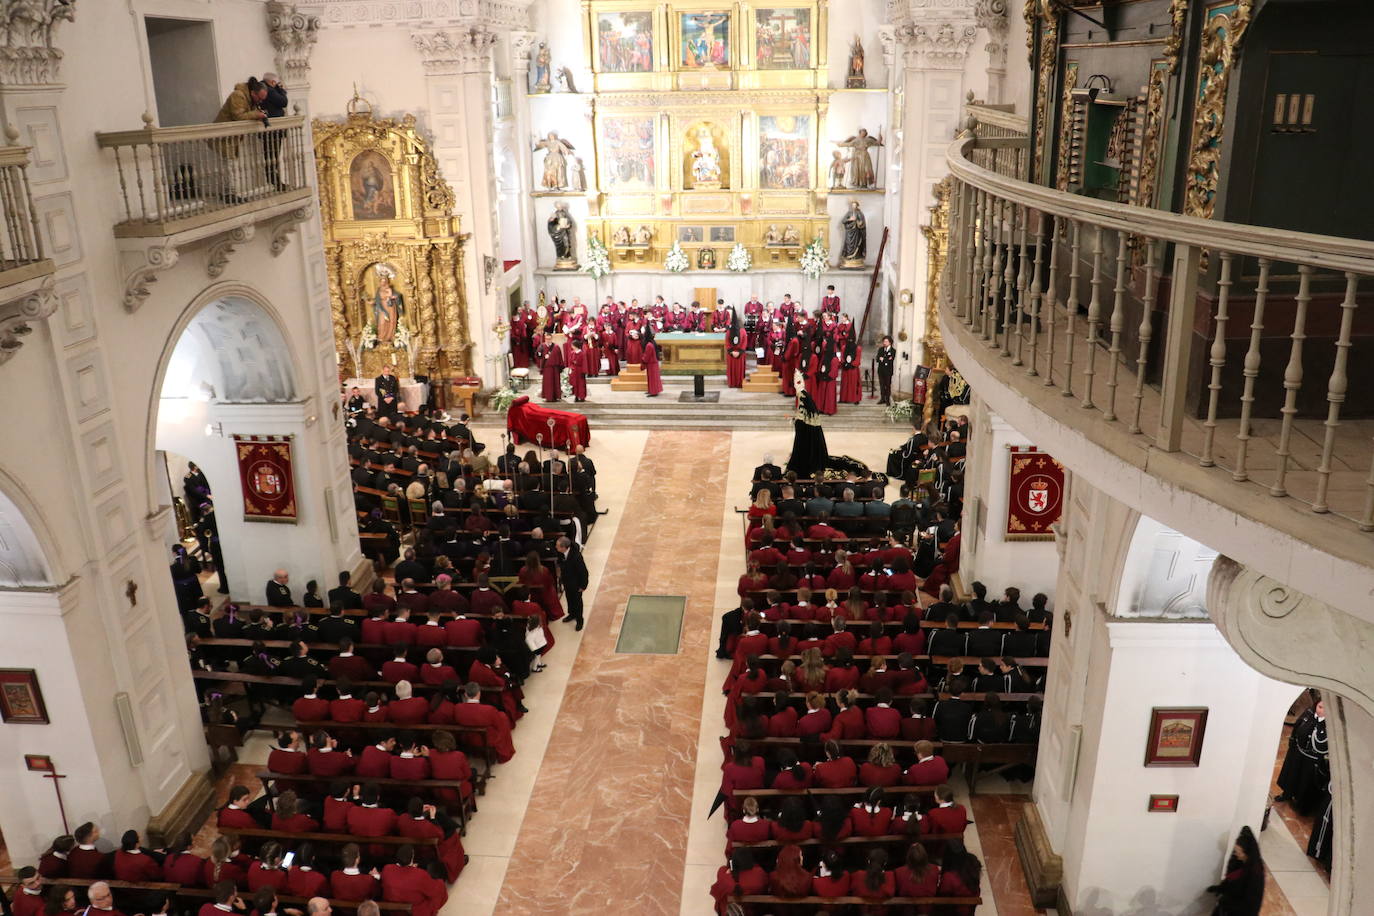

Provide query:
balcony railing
left=962, top=98, right=1030, bottom=181
left=95, top=116, right=312, bottom=238
left=940, top=136, right=1374, bottom=535
left=0, top=142, right=53, bottom=289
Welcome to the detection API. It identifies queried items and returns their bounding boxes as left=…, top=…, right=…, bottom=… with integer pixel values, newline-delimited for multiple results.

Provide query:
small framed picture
left=1144, top=707, right=1208, bottom=767
left=677, top=225, right=704, bottom=244
left=0, top=669, right=50, bottom=724
left=1147, top=794, right=1179, bottom=813
left=25, top=754, right=54, bottom=772
left=709, top=226, right=735, bottom=243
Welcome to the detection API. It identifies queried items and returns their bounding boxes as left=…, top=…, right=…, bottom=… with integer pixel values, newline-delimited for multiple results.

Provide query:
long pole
left=44, top=772, right=70, bottom=835
left=857, top=226, right=891, bottom=342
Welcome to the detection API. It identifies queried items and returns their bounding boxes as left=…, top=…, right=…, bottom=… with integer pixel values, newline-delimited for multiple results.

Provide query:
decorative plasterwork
left=0, top=275, right=57, bottom=365
left=597, top=89, right=826, bottom=110
left=268, top=207, right=312, bottom=256
left=888, top=20, right=980, bottom=70
left=1136, top=60, right=1170, bottom=210
left=300, top=0, right=531, bottom=30
left=121, top=243, right=179, bottom=312
left=509, top=30, right=536, bottom=68
left=266, top=2, right=321, bottom=84
left=1183, top=0, right=1253, bottom=220
left=207, top=224, right=256, bottom=278
left=411, top=27, right=497, bottom=76
left=0, top=0, right=76, bottom=85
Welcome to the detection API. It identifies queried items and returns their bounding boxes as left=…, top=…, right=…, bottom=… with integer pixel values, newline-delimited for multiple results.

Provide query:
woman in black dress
left=785, top=370, right=828, bottom=477
left=1207, top=826, right=1265, bottom=915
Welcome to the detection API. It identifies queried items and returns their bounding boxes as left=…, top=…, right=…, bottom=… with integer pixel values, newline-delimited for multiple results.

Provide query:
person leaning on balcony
left=215, top=76, right=268, bottom=125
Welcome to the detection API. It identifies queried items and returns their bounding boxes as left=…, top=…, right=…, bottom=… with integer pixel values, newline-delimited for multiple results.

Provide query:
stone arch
left=142, top=283, right=303, bottom=517
left=0, top=467, right=56, bottom=587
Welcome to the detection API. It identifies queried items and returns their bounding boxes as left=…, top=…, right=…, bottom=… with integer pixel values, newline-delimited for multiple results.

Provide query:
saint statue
left=765, top=224, right=782, bottom=246
left=613, top=225, right=632, bottom=247
left=781, top=224, right=800, bottom=245
left=569, top=156, right=587, bottom=191
left=534, top=132, right=575, bottom=191
left=533, top=42, right=551, bottom=93
left=837, top=128, right=884, bottom=189
left=548, top=202, right=578, bottom=270
left=828, top=150, right=849, bottom=190
left=847, top=36, right=866, bottom=89
left=634, top=225, right=654, bottom=246
left=840, top=201, right=867, bottom=268
left=371, top=267, right=405, bottom=343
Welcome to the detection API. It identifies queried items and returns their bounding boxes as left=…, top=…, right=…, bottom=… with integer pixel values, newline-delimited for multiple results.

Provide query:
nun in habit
left=786, top=370, right=828, bottom=477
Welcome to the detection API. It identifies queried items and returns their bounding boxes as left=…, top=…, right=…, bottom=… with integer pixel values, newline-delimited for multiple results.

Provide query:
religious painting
left=349, top=149, right=396, bottom=220
left=755, top=8, right=811, bottom=69
left=232, top=435, right=298, bottom=523
left=680, top=11, right=730, bottom=69
left=677, top=225, right=704, bottom=243
left=0, top=669, right=48, bottom=724
left=759, top=115, right=811, bottom=189
left=709, top=226, right=735, bottom=243
left=683, top=121, right=730, bottom=189
left=597, top=11, right=654, bottom=72
left=1005, top=445, right=1065, bottom=540
left=1144, top=707, right=1208, bottom=767
left=601, top=116, right=655, bottom=188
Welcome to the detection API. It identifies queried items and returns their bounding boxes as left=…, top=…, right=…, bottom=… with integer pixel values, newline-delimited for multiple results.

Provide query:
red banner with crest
left=1006, top=445, right=1064, bottom=540
left=233, top=435, right=298, bottom=523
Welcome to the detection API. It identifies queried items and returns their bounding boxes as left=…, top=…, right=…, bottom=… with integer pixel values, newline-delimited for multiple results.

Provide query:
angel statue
left=534, top=132, right=575, bottom=190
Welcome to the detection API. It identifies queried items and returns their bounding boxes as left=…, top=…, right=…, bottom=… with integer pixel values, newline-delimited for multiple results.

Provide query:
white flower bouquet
left=665, top=241, right=690, bottom=273
left=727, top=243, right=752, bottom=273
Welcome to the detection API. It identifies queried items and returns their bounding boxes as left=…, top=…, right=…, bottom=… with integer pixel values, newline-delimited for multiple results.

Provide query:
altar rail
left=0, top=142, right=52, bottom=288
left=95, top=116, right=311, bottom=237
left=940, top=136, right=1374, bottom=534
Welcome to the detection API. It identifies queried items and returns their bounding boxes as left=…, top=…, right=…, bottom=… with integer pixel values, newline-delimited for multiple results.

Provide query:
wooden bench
left=191, top=670, right=503, bottom=696
left=739, top=737, right=1038, bottom=794
left=734, top=833, right=961, bottom=849
left=0, top=875, right=413, bottom=915
left=738, top=894, right=981, bottom=909
left=257, top=770, right=479, bottom=832
left=293, top=720, right=498, bottom=776
left=218, top=826, right=439, bottom=853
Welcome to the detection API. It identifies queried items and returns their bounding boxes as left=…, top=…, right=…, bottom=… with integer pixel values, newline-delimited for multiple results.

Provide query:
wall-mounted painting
left=755, top=8, right=811, bottom=69
left=677, top=225, right=705, bottom=243
left=759, top=114, right=811, bottom=189
left=597, top=11, right=654, bottom=73
left=601, top=116, right=656, bottom=188
left=349, top=149, right=396, bottom=220
left=680, top=11, right=730, bottom=69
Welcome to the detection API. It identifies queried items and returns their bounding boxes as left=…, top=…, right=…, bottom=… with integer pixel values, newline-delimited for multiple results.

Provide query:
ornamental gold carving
left=1054, top=61, right=1078, bottom=192
left=1026, top=0, right=1058, bottom=183
left=1183, top=1, right=1253, bottom=221
left=313, top=94, right=471, bottom=380
left=1136, top=61, right=1169, bottom=210
left=921, top=176, right=951, bottom=368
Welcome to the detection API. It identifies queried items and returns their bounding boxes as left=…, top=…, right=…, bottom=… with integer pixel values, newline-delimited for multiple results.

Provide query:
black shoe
left=715, top=651, right=731, bottom=660
left=575, top=619, right=584, bottom=631
left=562, top=616, right=577, bottom=624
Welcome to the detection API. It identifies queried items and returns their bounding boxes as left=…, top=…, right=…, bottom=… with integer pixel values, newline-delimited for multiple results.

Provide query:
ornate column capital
left=0, top=0, right=76, bottom=86
left=412, top=27, right=497, bottom=77
left=509, top=30, right=538, bottom=70
left=890, top=20, right=980, bottom=69
left=974, top=0, right=1008, bottom=34
left=266, top=2, right=321, bottom=85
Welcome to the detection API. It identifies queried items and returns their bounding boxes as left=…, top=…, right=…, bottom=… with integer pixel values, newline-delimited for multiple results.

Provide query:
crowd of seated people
left=345, top=402, right=598, bottom=565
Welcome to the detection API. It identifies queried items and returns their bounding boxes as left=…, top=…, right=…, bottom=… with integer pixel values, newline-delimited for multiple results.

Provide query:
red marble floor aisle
left=495, top=431, right=731, bottom=914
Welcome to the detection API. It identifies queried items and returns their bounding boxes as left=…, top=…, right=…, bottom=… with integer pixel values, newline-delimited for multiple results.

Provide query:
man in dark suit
left=328, top=571, right=364, bottom=609
left=875, top=335, right=896, bottom=404
left=266, top=569, right=294, bottom=607
left=556, top=536, right=589, bottom=631
left=375, top=365, right=400, bottom=417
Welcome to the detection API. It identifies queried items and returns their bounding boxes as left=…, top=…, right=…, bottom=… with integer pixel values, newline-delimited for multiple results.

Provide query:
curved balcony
left=937, top=135, right=1374, bottom=616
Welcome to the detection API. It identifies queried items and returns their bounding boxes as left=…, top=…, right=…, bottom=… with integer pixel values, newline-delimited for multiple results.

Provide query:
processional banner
left=1005, top=445, right=1063, bottom=540
left=232, top=435, right=298, bottom=523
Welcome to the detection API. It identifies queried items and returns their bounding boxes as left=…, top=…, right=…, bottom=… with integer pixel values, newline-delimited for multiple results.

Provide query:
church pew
left=735, top=785, right=940, bottom=801
left=215, top=602, right=537, bottom=622
left=189, top=671, right=506, bottom=705
left=217, top=827, right=440, bottom=864
left=257, top=770, right=479, bottom=832
left=290, top=719, right=498, bottom=777
left=733, top=833, right=963, bottom=850
left=740, top=613, right=1048, bottom=631
left=739, top=737, right=1039, bottom=794
left=773, top=691, right=1041, bottom=704
left=197, top=638, right=486, bottom=666
left=738, top=895, right=981, bottom=910
left=751, top=654, right=1050, bottom=668
left=0, top=876, right=415, bottom=915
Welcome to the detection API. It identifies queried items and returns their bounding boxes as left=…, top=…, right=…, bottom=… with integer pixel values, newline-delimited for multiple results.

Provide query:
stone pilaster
left=975, top=0, right=1010, bottom=103
left=266, top=2, right=321, bottom=111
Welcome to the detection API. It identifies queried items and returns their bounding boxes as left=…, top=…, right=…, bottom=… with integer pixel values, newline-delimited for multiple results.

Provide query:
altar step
left=742, top=366, right=782, bottom=393
left=571, top=398, right=893, bottom=432
left=608, top=365, right=647, bottom=392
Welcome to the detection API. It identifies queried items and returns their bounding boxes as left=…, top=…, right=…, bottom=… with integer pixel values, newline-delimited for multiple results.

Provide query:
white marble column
left=505, top=31, right=541, bottom=312
left=412, top=28, right=505, bottom=387
left=885, top=13, right=979, bottom=366
left=975, top=0, right=1010, bottom=104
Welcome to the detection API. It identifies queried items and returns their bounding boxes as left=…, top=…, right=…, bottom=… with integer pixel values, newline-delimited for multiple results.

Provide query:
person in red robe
left=112, top=831, right=162, bottom=882
left=538, top=338, right=563, bottom=402
left=725, top=319, right=747, bottom=388
left=38, top=836, right=75, bottom=879
left=67, top=824, right=109, bottom=878
left=600, top=337, right=620, bottom=376
left=217, top=787, right=261, bottom=829
left=389, top=680, right=430, bottom=725
left=642, top=328, right=663, bottom=397
left=840, top=332, right=863, bottom=404
left=510, top=306, right=530, bottom=370
left=380, top=849, right=448, bottom=916
left=160, top=836, right=205, bottom=887
left=198, top=882, right=244, bottom=916
left=329, top=844, right=380, bottom=901
left=346, top=785, right=398, bottom=838
left=452, top=681, right=515, bottom=762
left=427, top=729, right=475, bottom=805
left=936, top=839, right=983, bottom=916
left=11, top=869, right=46, bottom=916
left=396, top=799, right=466, bottom=882
left=624, top=315, right=644, bottom=364
left=814, top=340, right=839, bottom=415
left=468, top=648, right=523, bottom=722
left=567, top=337, right=589, bottom=402
left=283, top=846, right=328, bottom=899
left=268, top=791, right=319, bottom=832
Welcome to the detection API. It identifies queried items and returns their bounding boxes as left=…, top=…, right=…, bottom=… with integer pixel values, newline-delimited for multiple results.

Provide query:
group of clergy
left=511, top=287, right=885, bottom=411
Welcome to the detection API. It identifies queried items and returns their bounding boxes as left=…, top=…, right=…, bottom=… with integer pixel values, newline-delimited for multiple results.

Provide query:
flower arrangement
left=360, top=322, right=379, bottom=351
left=560, top=369, right=574, bottom=400
left=664, top=240, right=689, bottom=273
left=584, top=235, right=613, bottom=280
left=488, top=386, right=519, bottom=413
left=726, top=243, right=752, bottom=273
left=885, top=397, right=917, bottom=423
left=800, top=236, right=829, bottom=280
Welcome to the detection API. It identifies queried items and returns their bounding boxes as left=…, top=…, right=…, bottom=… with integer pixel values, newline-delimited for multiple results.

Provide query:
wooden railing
left=963, top=97, right=1029, bottom=181
left=0, top=142, right=52, bottom=287
left=941, top=135, right=1374, bottom=535
left=95, top=115, right=311, bottom=237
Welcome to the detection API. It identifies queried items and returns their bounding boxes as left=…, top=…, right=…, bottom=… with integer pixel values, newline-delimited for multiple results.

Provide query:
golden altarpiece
left=548, top=0, right=876, bottom=270
left=314, top=95, right=472, bottom=381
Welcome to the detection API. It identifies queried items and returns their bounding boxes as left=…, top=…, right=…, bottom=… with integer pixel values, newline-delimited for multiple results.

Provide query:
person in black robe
left=785, top=371, right=828, bottom=477
left=1206, top=826, right=1265, bottom=916
left=1275, top=694, right=1329, bottom=815
left=169, top=546, right=204, bottom=612
left=184, top=463, right=211, bottom=522
left=375, top=365, right=401, bottom=417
